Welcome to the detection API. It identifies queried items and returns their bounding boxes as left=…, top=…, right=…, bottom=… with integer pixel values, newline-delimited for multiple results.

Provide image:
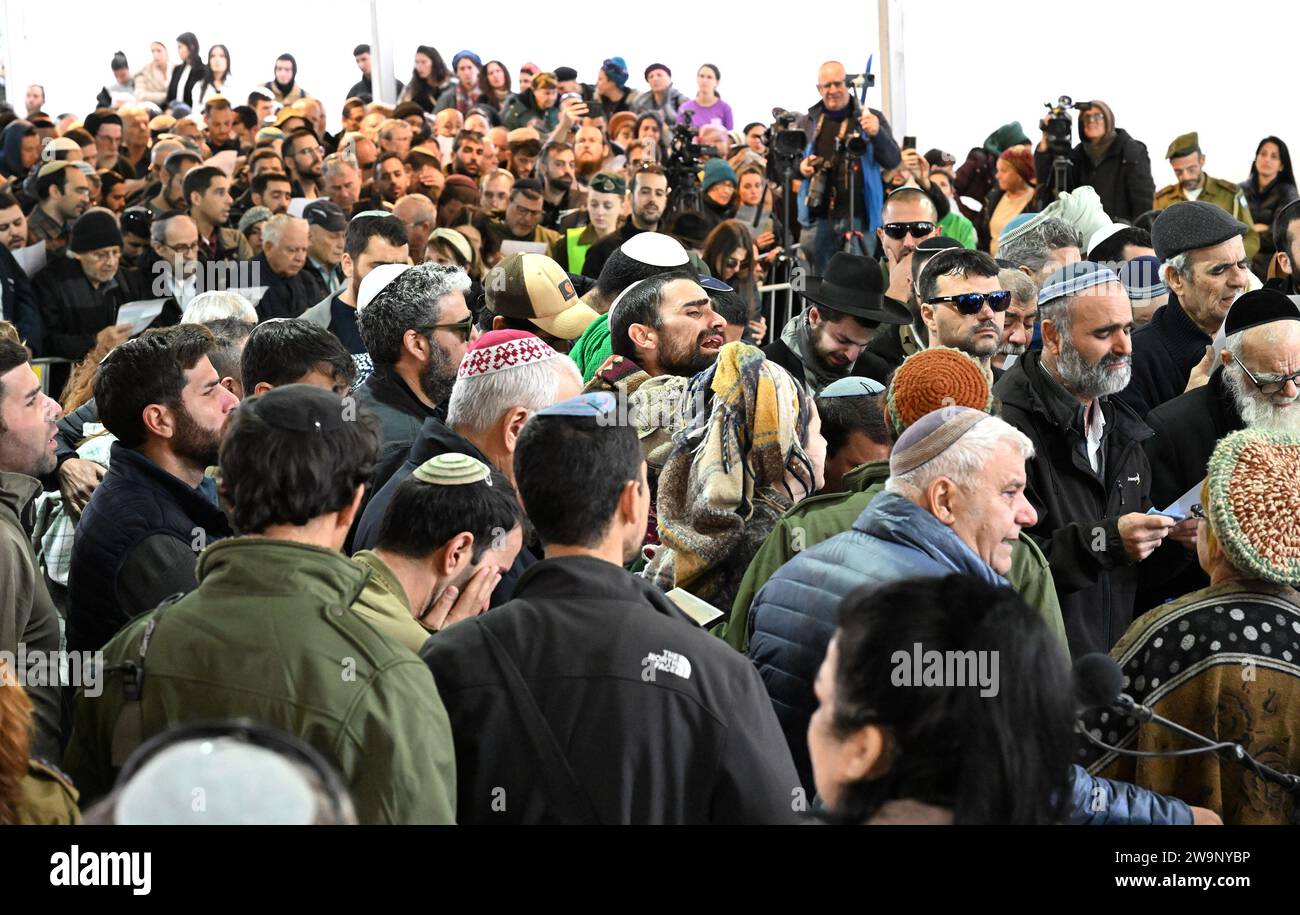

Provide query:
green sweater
left=724, top=460, right=1067, bottom=651
left=939, top=210, right=978, bottom=250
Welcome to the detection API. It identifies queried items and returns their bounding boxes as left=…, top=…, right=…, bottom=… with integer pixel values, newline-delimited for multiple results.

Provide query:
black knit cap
left=69, top=209, right=123, bottom=253
left=1223, top=288, right=1300, bottom=337
left=554, top=66, right=578, bottom=83
left=1151, top=200, right=1248, bottom=262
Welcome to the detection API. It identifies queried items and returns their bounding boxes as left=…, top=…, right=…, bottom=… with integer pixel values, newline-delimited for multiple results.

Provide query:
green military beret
left=1166, top=131, right=1200, bottom=160
left=588, top=172, right=627, bottom=196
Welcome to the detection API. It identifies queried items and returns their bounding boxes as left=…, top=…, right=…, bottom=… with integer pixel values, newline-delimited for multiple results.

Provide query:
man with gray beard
left=1137, top=289, right=1300, bottom=607
left=995, top=262, right=1186, bottom=654
left=994, top=267, right=1038, bottom=372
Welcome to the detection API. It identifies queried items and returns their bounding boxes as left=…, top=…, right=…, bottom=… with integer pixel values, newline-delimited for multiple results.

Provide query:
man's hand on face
left=418, top=564, right=502, bottom=632
left=886, top=251, right=913, bottom=302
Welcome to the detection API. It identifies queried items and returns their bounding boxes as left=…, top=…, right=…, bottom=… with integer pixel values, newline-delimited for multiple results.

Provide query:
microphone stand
left=1083, top=694, right=1300, bottom=825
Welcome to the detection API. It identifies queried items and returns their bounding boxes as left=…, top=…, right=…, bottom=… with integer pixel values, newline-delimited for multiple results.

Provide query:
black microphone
left=1073, top=654, right=1300, bottom=818
left=1073, top=653, right=1123, bottom=711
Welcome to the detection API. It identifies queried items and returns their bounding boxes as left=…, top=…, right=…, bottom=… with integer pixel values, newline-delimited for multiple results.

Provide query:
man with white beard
left=1144, top=289, right=1300, bottom=509
left=995, top=262, right=1185, bottom=653
left=1138, top=288, right=1300, bottom=608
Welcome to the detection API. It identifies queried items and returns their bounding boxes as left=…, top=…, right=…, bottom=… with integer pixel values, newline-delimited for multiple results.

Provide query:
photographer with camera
left=1034, top=98, right=1154, bottom=222
left=797, top=60, right=901, bottom=274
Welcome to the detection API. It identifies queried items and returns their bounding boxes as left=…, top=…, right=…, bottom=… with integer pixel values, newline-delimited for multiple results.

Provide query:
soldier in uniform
left=63, top=385, right=458, bottom=824
left=1155, top=132, right=1258, bottom=263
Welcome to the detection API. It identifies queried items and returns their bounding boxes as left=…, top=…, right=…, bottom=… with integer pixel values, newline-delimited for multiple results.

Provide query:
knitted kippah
left=457, top=329, right=558, bottom=379
left=1207, top=429, right=1300, bottom=585
left=412, top=453, right=492, bottom=486
left=887, top=346, right=993, bottom=436
left=890, top=406, right=989, bottom=477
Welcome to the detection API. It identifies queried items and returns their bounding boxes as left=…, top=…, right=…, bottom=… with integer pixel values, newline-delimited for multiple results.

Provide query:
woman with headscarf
left=435, top=51, right=484, bottom=115
left=981, top=146, right=1039, bottom=255
left=133, top=41, right=170, bottom=106
left=1083, top=429, right=1300, bottom=825
left=0, top=120, right=39, bottom=180
left=1241, top=136, right=1298, bottom=278
left=644, top=342, right=826, bottom=611
left=1032, top=99, right=1154, bottom=222
left=265, top=53, right=306, bottom=104
left=166, top=32, right=207, bottom=108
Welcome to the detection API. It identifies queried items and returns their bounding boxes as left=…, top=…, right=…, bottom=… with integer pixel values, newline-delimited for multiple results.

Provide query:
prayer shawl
left=1081, top=580, right=1300, bottom=824
left=644, top=342, right=811, bottom=607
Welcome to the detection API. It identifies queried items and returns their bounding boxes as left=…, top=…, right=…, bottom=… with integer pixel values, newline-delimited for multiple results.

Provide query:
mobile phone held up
left=902, top=135, right=917, bottom=151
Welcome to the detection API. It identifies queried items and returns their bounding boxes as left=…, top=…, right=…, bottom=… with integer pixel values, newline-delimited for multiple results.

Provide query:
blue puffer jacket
left=748, top=491, right=1193, bottom=825
left=1067, top=765, right=1191, bottom=825
left=748, top=491, right=1004, bottom=786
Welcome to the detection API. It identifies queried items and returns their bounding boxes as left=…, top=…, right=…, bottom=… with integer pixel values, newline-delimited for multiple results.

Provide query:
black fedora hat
left=801, top=253, right=912, bottom=324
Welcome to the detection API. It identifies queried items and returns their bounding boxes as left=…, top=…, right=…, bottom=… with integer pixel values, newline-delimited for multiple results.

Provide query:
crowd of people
left=2, top=34, right=1300, bottom=827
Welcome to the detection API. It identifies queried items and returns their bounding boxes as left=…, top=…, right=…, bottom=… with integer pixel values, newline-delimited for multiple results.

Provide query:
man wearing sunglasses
left=995, top=261, right=1174, bottom=654
left=1138, top=289, right=1300, bottom=608
left=916, top=248, right=1009, bottom=377
left=877, top=187, right=941, bottom=303
left=355, top=263, right=474, bottom=482
left=796, top=60, right=901, bottom=274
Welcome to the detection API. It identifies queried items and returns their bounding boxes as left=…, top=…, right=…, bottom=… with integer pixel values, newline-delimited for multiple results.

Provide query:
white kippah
left=620, top=231, right=689, bottom=268
left=356, top=263, right=411, bottom=313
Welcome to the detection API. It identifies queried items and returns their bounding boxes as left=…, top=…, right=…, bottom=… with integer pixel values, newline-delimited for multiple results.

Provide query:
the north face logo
left=558, top=278, right=576, bottom=301
left=642, top=649, right=692, bottom=680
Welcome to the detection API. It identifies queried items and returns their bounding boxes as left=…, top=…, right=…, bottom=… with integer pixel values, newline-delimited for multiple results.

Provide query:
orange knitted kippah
left=887, top=346, right=993, bottom=435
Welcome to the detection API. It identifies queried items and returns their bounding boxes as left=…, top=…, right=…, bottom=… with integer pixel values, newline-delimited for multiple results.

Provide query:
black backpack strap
left=108, top=592, right=185, bottom=768
left=477, top=621, right=601, bottom=825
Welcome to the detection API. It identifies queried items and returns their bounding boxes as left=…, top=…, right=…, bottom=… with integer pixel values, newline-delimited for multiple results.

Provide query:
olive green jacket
left=63, top=537, right=456, bottom=824
left=724, top=460, right=1067, bottom=651
left=351, top=549, right=434, bottom=654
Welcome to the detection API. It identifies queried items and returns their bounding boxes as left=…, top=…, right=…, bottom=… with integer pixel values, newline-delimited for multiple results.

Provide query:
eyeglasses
left=882, top=221, right=936, bottom=240
left=818, top=80, right=847, bottom=91
left=1081, top=113, right=1106, bottom=124
left=420, top=315, right=475, bottom=341
left=928, top=290, right=1013, bottom=315
left=1231, top=351, right=1300, bottom=395
left=163, top=240, right=201, bottom=255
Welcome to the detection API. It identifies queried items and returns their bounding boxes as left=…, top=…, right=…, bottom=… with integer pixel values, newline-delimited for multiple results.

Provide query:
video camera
left=1042, top=94, right=1088, bottom=158
left=663, top=109, right=710, bottom=215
